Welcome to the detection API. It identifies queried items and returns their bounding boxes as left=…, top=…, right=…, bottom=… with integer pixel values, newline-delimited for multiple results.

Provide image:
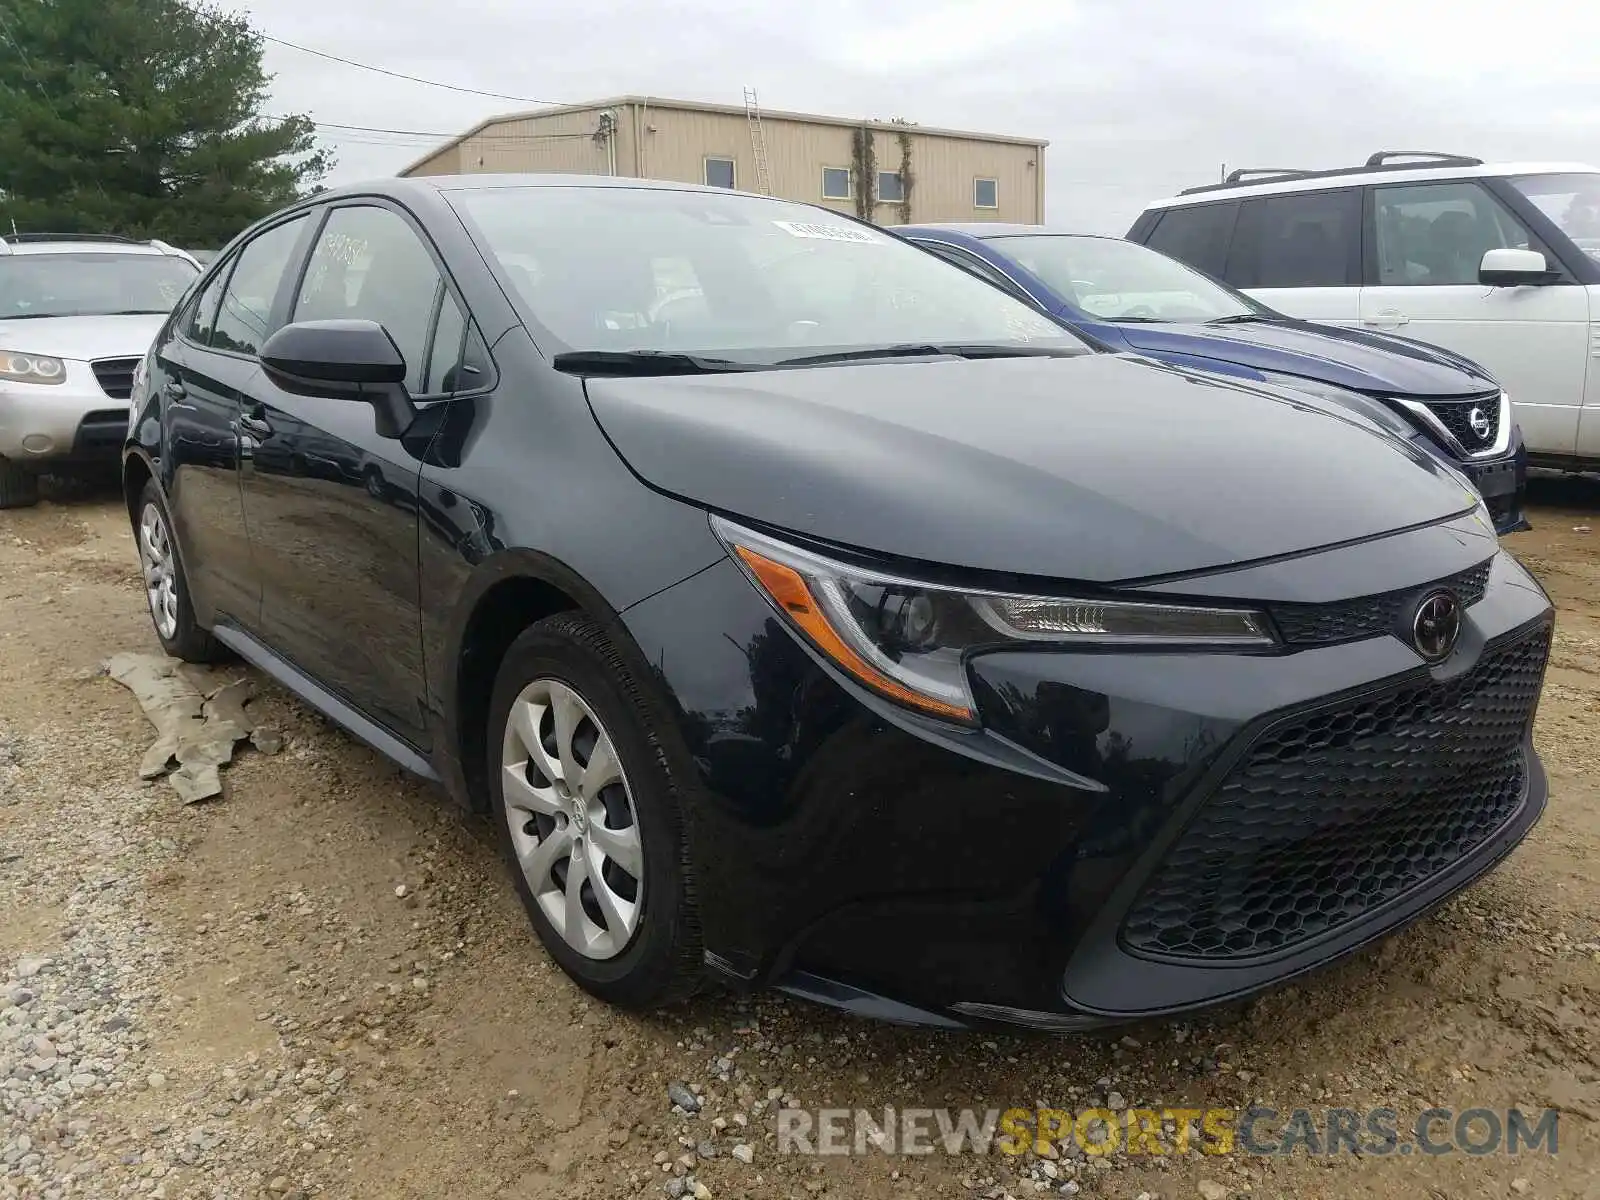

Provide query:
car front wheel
left=0, top=456, right=40, bottom=509
left=488, top=612, right=701, bottom=1009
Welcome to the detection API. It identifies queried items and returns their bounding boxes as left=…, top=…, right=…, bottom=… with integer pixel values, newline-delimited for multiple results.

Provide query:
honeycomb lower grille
left=1121, top=626, right=1549, bottom=961
left=1267, top=560, right=1491, bottom=648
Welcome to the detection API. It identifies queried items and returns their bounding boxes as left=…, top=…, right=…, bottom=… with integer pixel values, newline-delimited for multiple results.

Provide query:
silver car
left=0, top=234, right=200, bottom=507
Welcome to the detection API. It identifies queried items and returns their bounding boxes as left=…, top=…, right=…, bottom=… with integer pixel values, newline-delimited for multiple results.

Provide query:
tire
left=488, top=612, right=702, bottom=1009
left=0, top=456, right=40, bottom=509
left=134, top=479, right=226, bottom=663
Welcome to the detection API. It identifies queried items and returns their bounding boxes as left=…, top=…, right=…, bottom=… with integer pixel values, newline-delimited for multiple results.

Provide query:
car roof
left=317, top=173, right=799, bottom=201
left=902, top=224, right=1121, bottom=242
left=1, top=239, right=173, bottom=256
left=1145, top=160, right=1600, bottom=210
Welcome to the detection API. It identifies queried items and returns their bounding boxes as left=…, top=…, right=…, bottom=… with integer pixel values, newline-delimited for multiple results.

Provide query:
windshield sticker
left=772, top=221, right=883, bottom=244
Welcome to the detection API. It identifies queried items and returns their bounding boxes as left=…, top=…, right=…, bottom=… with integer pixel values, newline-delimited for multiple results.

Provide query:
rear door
left=1230, top=187, right=1362, bottom=325
left=160, top=216, right=312, bottom=629
left=238, top=200, right=476, bottom=750
left=1359, top=179, right=1590, bottom=458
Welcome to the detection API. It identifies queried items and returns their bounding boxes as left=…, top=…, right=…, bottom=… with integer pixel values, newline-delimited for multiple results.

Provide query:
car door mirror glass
left=1478, top=247, right=1553, bottom=286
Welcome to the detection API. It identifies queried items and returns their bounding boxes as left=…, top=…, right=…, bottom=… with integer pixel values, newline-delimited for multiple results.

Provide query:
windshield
left=1508, top=172, right=1600, bottom=262
left=0, top=252, right=198, bottom=319
left=451, top=186, right=1085, bottom=362
left=986, top=234, right=1263, bottom=323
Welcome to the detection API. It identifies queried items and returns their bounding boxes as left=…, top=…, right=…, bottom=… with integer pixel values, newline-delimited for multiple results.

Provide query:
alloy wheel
left=501, top=678, right=644, bottom=959
left=137, top=502, right=179, bottom=641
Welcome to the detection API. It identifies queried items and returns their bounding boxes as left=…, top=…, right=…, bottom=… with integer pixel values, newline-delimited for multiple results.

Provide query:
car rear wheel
left=0, top=456, right=40, bottom=509
left=135, top=480, right=225, bottom=663
left=488, top=612, right=701, bottom=1009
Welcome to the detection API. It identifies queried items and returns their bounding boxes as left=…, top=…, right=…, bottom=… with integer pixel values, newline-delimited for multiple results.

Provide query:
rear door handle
left=1361, top=309, right=1409, bottom=329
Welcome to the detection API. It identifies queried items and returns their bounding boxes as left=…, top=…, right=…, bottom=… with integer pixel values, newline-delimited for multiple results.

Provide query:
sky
left=253, top=0, right=1600, bottom=234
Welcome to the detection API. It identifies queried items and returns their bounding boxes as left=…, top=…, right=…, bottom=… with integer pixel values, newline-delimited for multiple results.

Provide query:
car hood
left=0, top=313, right=166, bottom=362
left=1113, top=318, right=1499, bottom=398
left=585, top=354, right=1479, bottom=584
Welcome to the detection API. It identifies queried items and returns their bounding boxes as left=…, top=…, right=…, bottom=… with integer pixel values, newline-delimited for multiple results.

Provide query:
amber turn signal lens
left=732, top=544, right=974, bottom=722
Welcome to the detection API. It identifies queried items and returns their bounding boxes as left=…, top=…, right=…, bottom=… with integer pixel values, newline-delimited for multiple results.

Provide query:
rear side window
left=183, top=265, right=229, bottom=346
left=1234, top=189, right=1360, bottom=288
left=211, top=217, right=309, bottom=356
left=1143, top=201, right=1239, bottom=277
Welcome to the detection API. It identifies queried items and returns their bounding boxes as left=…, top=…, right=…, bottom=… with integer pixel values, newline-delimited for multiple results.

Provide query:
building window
left=821, top=167, right=852, bottom=200
left=974, top=178, right=998, bottom=210
left=877, top=171, right=905, bottom=203
left=704, top=157, right=736, bottom=189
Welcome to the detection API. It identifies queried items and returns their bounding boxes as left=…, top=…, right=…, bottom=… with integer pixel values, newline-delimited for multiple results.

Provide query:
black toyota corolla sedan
left=123, top=175, right=1553, bottom=1031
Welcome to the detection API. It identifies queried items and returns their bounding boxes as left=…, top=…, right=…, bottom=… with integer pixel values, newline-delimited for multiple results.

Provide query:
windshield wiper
left=1103, top=316, right=1167, bottom=324
left=551, top=350, right=761, bottom=376
left=1206, top=313, right=1277, bottom=325
left=775, top=342, right=1079, bottom=366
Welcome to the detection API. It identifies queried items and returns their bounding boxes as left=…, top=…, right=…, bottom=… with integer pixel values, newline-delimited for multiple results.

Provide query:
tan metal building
left=399, top=96, right=1046, bottom=225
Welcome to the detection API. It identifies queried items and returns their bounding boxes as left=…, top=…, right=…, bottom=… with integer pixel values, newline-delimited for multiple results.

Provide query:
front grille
left=1423, top=395, right=1501, bottom=453
left=1121, top=626, right=1549, bottom=961
left=1267, top=560, right=1491, bottom=648
left=90, top=357, right=139, bottom=400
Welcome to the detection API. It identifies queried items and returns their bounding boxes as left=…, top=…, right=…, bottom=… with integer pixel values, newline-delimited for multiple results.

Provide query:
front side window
left=705, top=158, right=736, bottom=189
left=1240, top=190, right=1359, bottom=288
left=974, top=178, right=998, bottom=210
left=1142, top=201, right=1239, bottom=277
left=453, top=186, right=1083, bottom=362
left=821, top=167, right=851, bottom=200
left=293, top=205, right=443, bottom=394
left=211, top=216, right=308, bottom=356
left=1507, top=172, right=1600, bottom=263
left=877, top=171, right=905, bottom=203
left=1373, top=182, right=1534, bottom=285
left=992, top=235, right=1262, bottom=322
left=0, top=252, right=196, bottom=320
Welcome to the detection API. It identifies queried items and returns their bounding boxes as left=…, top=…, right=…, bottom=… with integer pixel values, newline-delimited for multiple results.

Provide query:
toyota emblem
left=1468, top=406, right=1492, bottom=442
left=1411, top=590, right=1462, bottom=663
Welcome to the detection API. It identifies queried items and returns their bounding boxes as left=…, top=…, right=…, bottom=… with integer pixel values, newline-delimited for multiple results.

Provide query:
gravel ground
left=1, top=478, right=1598, bottom=1200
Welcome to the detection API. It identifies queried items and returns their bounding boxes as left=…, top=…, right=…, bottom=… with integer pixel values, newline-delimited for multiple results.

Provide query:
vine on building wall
left=895, top=124, right=914, bottom=224
left=851, top=125, right=877, bottom=222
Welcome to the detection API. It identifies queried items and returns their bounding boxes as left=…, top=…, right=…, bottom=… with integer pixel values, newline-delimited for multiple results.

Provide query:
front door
left=1360, top=179, right=1591, bottom=459
left=238, top=201, right=463, bottom=750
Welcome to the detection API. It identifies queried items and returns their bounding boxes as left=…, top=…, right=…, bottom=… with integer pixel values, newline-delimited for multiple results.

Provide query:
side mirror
left=1478, top=248, right=1556, bottom=287
left=260, top=319, right=416, bottom=439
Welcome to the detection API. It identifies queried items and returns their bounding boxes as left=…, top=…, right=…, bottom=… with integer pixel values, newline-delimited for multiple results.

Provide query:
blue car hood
left=1114, top=318, right=1499, bottom=398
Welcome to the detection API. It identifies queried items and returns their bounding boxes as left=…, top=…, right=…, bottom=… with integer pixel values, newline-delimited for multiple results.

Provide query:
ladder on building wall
left=743, top=87, right=773, bottom=195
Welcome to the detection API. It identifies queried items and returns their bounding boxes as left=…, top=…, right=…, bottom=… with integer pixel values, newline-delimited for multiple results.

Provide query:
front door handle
left=162, top=379, right=187, bottom=400
left=233, top=406, right=273, bottom=440
left=1361, top=309, right=1409, bottom=329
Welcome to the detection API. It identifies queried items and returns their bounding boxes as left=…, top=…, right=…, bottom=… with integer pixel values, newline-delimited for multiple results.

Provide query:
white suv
left=0, top=234, right=200, bottom=507
left=1129, top=152, right=1600, bottom=469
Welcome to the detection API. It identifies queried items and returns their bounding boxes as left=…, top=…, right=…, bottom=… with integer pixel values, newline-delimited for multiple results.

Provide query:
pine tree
left=0, top=0, right=331, bottom=246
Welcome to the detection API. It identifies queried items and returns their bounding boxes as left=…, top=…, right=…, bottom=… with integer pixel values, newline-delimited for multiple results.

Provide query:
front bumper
left=621, top=521, right=1553, bottom=1030
left=1455, top=426, right=1529, bottom=535
left=0, top=360, right=131, bottom=463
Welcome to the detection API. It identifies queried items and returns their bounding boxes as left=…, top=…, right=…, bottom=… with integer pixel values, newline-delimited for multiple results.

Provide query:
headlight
left=713, top=517, right=1274, bottom=725
left=0, top=352, right=66, bottom=385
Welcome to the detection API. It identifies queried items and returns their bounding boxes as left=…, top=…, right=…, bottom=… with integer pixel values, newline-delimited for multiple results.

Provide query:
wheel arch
left=446, top=548, right=660, bottom=813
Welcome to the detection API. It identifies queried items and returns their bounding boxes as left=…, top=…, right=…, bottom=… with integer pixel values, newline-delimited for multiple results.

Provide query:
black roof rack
left=1365, top=151, right=1483, bottom=168
left=0, top=232, right=141, bottom=245
left=1176, top=151, right=1487, bottom=197
left=1223, top=168, right=1315, bottom=185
